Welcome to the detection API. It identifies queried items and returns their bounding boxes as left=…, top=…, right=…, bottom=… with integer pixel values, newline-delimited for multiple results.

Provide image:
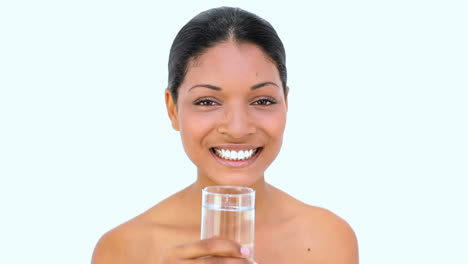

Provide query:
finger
left=173, top=237, right=249, bottom=259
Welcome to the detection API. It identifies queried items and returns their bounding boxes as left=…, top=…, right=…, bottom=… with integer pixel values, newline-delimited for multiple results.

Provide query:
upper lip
left=210, top=144, right=262, bottom=151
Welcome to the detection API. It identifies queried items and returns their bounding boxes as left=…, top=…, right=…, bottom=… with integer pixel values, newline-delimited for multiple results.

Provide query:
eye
left=252, top=97, right=277, bottom=106
left=193, top=98, right=219, bottom=106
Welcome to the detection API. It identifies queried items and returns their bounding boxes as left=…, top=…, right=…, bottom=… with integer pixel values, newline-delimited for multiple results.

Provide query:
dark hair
left=167, top=6, right=287, bottom=103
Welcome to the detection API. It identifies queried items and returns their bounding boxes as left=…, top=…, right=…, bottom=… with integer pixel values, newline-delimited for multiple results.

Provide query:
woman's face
left=166, top=41, right=287, bottom=186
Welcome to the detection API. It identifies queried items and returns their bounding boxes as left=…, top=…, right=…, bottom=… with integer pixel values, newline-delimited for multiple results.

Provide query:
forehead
left=181, top=41, right=280, bottom=91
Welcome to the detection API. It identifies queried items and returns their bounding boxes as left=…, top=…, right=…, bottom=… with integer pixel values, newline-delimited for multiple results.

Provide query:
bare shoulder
left=91, top=189, right=197, bottom=264
left=91, top=219, right=157, bottom=264
left=299, top=203, right=359, bottom=263
left=257, top=187, right=358, bottom=263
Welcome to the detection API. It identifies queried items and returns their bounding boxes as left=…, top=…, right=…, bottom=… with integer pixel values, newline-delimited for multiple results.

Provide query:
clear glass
left=201, top=186, right=255, bottom=260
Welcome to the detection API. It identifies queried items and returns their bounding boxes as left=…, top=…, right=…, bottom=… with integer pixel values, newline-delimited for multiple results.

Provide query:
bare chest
left=254, top=225, right=319, bottom=264
left=147, top=221, right=321, bottom=264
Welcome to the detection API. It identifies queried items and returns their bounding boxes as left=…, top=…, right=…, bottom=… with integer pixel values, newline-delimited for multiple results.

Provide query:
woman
left=92, top=7, right=358, bottom=264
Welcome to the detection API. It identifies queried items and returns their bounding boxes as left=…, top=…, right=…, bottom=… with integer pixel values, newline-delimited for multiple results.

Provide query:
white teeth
left=238, top=151, right=245, bottom=160
left=213, top=148, right=258, bottom=161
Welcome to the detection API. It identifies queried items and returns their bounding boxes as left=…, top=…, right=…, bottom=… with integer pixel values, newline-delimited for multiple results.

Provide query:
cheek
left=178, top=111, right=218, bottom=147
left=255, top=110, right=287, bottom=138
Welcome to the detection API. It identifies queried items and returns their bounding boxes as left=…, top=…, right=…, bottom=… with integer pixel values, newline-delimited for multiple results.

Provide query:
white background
left=0, top=0, right=467, bottom=263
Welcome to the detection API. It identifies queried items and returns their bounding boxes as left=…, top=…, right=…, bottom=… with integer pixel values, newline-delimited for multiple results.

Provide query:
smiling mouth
left=210, top=147, right=263, bottom=161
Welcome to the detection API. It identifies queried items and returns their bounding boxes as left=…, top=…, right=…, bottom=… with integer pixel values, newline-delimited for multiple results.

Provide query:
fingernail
left=240, top=246, right=250, bottom=257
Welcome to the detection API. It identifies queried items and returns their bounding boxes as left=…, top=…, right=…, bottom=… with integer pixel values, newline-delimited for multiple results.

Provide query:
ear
left=165, top=89, right=180, bottom=131
left=284, top=86, right=289, bottom=111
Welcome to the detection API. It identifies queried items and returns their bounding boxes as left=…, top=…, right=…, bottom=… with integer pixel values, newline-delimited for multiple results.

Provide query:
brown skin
left=92, top=41, right=359, bottom=264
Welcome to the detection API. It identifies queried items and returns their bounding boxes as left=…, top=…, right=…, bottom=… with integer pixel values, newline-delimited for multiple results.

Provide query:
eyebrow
left=189, top=81, right=280, bottom=92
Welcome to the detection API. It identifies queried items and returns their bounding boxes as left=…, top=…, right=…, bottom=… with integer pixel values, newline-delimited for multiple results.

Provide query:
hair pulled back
left=168, top=6, right=287, bottom=102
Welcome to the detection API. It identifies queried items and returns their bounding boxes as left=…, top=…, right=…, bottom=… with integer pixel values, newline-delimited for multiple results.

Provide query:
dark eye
left=194, top=98, right=219, bottom=106
left=253, top=98, right=276, bottom=106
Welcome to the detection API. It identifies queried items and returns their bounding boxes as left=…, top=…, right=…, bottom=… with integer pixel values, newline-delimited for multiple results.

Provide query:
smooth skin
left=92, top=41, right=359, bottom=264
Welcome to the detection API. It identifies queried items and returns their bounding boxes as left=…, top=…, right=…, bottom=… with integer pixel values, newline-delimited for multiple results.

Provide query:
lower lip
left=210, top=148, right=262, bottom=168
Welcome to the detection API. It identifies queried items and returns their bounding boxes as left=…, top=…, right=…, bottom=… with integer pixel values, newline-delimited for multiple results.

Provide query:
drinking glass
left=201, top=186, right=255, bottom=260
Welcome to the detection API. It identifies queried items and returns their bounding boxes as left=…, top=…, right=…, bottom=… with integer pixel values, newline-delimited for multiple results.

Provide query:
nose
left=217, top=104, right=256, bottom=139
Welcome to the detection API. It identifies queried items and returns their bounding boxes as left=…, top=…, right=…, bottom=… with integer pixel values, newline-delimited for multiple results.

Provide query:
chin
left=206, top=172, right=261, bottom=187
